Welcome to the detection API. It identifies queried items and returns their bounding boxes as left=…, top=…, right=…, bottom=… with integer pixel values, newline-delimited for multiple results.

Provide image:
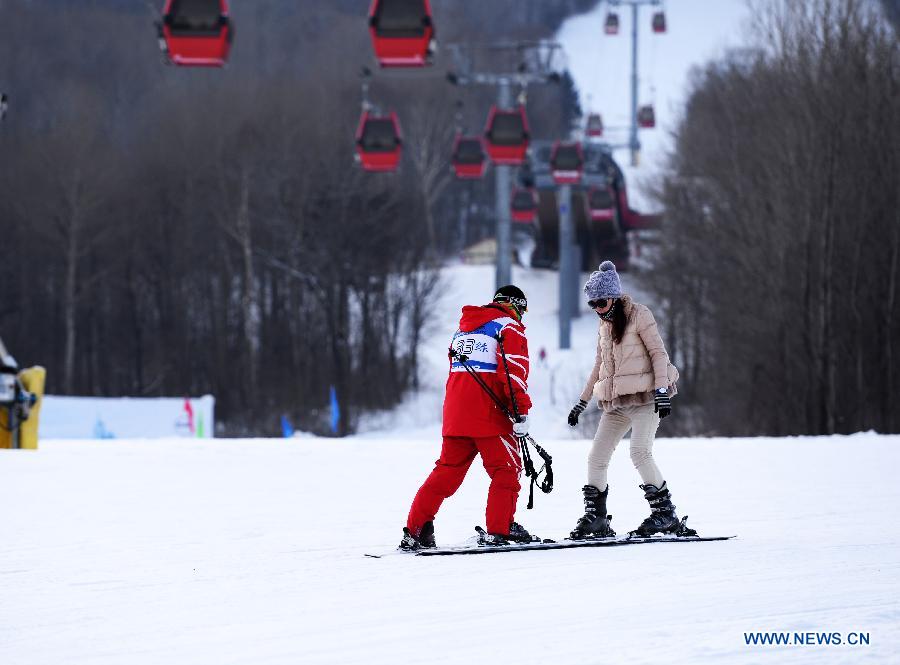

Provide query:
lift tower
left=447, top=41, right=564, bottom=289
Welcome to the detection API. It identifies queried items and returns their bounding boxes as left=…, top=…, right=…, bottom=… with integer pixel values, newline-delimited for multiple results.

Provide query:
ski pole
left=494, top=333, right=522, bottom=423
left=449, top=344, right=553, bottom=507
left=493, top=334, right=554, bottom=503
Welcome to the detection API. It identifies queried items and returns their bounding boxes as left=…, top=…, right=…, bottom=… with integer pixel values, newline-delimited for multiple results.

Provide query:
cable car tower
left=446, top=40, right=564, bottom=289
left=604, top=0, right=665, bottom=166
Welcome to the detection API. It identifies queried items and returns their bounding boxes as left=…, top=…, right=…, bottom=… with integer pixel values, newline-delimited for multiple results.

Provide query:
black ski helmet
left=493, top=285, right=527, bottom=317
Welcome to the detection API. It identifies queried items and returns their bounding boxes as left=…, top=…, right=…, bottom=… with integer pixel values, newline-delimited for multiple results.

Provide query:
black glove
left=568, top=399, right=588, bottom=426
left=654, top=388, right=671, bottom=419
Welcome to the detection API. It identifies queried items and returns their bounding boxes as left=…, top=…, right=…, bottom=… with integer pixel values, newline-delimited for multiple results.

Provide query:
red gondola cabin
left=451, top=135, right=487, bottom=179
left=585, top=113, right=604, bottom=138
left=355, top=111, right=402, bottom=172
left=368, top=0, right=435, bottom=68
left=585, top=186, right=616, bottom=222
left=637, top=105, right=656, bottom=129
left=652, top=11, right=667, bottom=34
left=484, top=106, right=530, bottom=166
left=604, top=12, right=619, bottom=35
left=550, top=141, right=584, bottom=185
left=159, top=0, right=233, bottom=67
left=511, top=188, right=538, bottom=223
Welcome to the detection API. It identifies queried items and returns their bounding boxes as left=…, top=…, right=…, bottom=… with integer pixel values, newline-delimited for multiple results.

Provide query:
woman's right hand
left=568, top=399, right=588, bottom=426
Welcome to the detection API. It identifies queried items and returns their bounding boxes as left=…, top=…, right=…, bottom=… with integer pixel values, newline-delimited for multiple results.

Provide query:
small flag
left=329, top=385, right=340, bottom=434
left=281, top=414, right=295, bottom=439
left=183, top=398, right=195, bottom=435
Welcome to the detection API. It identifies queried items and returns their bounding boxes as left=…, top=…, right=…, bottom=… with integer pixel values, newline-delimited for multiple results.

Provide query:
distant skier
left=566, top=261, right=696, bottom=538
left=400, top=285, right=534, bottom=549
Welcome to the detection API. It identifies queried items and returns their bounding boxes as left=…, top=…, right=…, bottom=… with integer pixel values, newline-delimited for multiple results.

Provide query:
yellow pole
left=11, top=367, right=46, bottom=450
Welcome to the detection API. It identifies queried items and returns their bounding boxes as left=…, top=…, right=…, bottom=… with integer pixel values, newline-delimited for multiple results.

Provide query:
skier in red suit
left=400, top=285, right=534, bottom=549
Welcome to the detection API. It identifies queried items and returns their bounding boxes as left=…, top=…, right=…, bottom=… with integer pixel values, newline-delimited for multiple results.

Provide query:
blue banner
left=281, top=414, right=294, bottom=439
left=329, top=385, right=340, bottom=434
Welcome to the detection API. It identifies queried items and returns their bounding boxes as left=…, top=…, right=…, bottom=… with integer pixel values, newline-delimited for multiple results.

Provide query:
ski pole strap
left=519, top=435, right=553, bottom=509
left=449, top=346, right=554, bottom=507
left=494, top=333, right=521, bottom=422
left=448, top=347, right=515, bottom=420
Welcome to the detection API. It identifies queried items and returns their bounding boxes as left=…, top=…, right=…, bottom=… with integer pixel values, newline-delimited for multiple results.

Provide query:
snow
left=2, top=265, right=899, bottom=664
left=556, top=0, right=754, bottom=210
left=2, top=433, right=898, bottom=664
left=39, top=395, right=215, bottom=439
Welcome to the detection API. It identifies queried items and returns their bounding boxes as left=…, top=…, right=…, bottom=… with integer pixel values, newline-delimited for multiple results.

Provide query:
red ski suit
left=407, top=303, right=531, bottom=536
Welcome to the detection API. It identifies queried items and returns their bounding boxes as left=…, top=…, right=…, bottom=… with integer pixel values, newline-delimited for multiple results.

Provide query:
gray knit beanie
left=584, top=260, right=622, bottom=300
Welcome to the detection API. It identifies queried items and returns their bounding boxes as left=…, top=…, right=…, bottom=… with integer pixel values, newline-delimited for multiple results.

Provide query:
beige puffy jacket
left=579, top=295, right=679, bottom=408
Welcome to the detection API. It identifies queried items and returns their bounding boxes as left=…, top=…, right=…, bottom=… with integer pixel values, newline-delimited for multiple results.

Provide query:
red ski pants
left=407, top=434, right=522, bottom=537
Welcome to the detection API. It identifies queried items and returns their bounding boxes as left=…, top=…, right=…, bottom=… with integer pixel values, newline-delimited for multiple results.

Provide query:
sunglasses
left=588, top=298, right=610, bottom=309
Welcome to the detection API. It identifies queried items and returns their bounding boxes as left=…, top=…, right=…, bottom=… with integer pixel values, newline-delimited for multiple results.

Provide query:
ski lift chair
left=586, top=186, right=616, bottom=222
left=484, top=106, right=530, bottom=166
left=586, top=113, right=604, bottom=137
left=550, top=141, right=584, bottom=185
left=652, top=11, right=667, bottom=34
left=604, top=12, right=619, bottom=35
left=368, top=0, right=436, bottom=67
left=159, top=0, right=233, bottom=67
left=451, top=135, right=488, bottom=179
left=510, top=187, right=539, bottom=223
left=637, top=105, right=656, bottom=129
left=355, top=111, right=403, bottom=172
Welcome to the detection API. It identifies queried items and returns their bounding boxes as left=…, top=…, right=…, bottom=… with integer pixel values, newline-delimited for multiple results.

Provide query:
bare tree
left=643, top=0, right=899, bottom=436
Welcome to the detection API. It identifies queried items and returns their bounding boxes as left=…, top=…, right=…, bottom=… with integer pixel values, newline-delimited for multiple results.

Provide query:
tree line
left=0, top=0, right=587, bottom=435
left=643, top=0, right=899, bottom=436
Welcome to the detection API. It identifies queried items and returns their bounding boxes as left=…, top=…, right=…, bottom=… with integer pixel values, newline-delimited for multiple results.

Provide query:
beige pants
left=588, top=403, right=665, bottom=490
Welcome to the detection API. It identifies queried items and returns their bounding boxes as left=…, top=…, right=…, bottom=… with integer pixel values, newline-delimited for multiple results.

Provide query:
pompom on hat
left=584, top=260, right=622, bottom=300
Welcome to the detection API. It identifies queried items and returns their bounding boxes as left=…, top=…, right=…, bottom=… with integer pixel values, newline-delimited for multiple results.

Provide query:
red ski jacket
left=442, top=303, right=531, bottom=437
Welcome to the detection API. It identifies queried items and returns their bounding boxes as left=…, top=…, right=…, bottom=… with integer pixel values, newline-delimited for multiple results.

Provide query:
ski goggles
left=588, top=298, right=610, bottom=309
left=494, top=295, right=527, bottom=313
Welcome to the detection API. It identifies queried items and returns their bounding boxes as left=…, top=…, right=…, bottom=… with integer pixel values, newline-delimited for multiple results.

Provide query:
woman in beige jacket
left=566, top=261, right=695, bottom=539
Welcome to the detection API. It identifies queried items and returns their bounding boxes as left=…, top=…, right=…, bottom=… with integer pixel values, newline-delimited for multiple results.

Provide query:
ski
left=415, top=533, right=735, bottom=556
left=364, top=529, right=735, bottom=558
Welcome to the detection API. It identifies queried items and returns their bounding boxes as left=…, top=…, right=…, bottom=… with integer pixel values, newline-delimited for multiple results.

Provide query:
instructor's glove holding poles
left=654, top=388, right=672, bottom=419
left=513, top=415, right=529, bottom=437
left=567, top=399, right=588, bottom=427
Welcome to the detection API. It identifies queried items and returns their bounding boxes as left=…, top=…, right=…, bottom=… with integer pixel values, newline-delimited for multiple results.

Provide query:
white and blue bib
left=450, top=319, right=516, bottom=373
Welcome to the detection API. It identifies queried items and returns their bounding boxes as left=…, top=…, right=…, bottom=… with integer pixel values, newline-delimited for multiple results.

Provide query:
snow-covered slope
left=4, top=265, right=897, bottom=664
left=2, top=433, right=898, bottom=664
left=556, top=0, right=754, bottom=211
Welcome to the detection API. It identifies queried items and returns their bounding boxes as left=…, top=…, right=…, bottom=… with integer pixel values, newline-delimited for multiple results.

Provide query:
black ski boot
left=399, top=521, right=437, bottom=551
left=631, top=481, right=691, bottom=537
left=479, top=531, right=510, bottom=546
left=418, top=521, right=436, bottom=548
left=480, top=522, right=538, bottom=546
left=569, top=485, right=616, bottom=540
left=507, top=521, right=538, bottom=543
